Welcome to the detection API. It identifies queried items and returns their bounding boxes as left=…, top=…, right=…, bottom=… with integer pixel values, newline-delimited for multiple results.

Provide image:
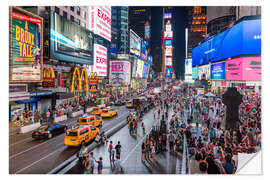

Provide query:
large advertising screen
left=136, top=59, right=144, bottom=78
left=93, top=44, right=107, bottom=76
left=198, top=64, right=210, bottom=80
left=164, top=13, right=172, bottom=19
left=226, top=56, right=261, bottom=81
left=10, top=7, right=43, bottom=82
left=50, top=12, right=93, bottom=65
left=166, top=67, right=172, bottom=78
left=142, top=62, right=149, bottom=78
left=164, top=31, right=173, bottom=39
left=185, top=58, right=192, bottom=75
left=140, top=41, right=147, bottom=60
left=166, top=57, right=172, bottom=67
left=132, top=58, right=137, bottom=78
left=165, top=46, right=173, bottom=56
left=165, top=39, right=172, bottom=46
left=89, top=6, right=111, bottom=42
left=130, top=30, right=141, bottom=56
left=192, top=19, right=261, bottom=66
left=211, top=62, right=225, bottom=80
left=145, top=24, right=150, bottom=41
left=110, top=61, right=131, bottom=86
left=192, top=67, right=198, bottom=80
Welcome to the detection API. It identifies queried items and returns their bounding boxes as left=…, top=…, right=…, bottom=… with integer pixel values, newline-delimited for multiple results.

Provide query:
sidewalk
left=67, top=107, right=182, bottom=174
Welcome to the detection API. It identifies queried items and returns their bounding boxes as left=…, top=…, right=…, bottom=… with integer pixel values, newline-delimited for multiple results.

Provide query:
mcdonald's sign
left=89, top=72, right=98, bottom=92
left=42, top=67, right=55, bottom=87
left=70, top=67, right=89, bottom=93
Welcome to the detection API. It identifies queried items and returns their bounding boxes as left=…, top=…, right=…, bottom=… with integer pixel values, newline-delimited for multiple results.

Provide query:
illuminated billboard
left=50, top=12, right=93, bottom=65
left=211, top=62, right=225, bottom=80
left=89, top=6, right=111, bottom=41
left=164, top=13, right=172, bottom=19
left=226, top=56, right=261, bottom=81
left=110, top=61, right=131, bottom=85
left=93, top=44, right=107, bottom=76
left=136, top=59, right=144, bottom=78
left=145, top=23, right=150, bottom=41
left=165, top=46, right=173, bottom=56
left=166, top=57, right=172, bottom=67
left=130, top=29, right=141, bottom=56
left=9, top=7, right=43, bottom=83
left=198, top=64, right=210, bottom=80
left=140, top=41, right=147, bottom=60
left=185, top=59, right=192, bottom=75
left=165, top=39, right=172, bottom=46
left=164, top=31, right=173, bottom=39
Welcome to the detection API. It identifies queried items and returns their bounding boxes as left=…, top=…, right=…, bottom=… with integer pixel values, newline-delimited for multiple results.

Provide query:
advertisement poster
left=136, top=59, right=144, bottom=78
left=132, top=58, right=137, bottom=78
left=140, top=41, right=147, bottom=60
left=198, top=64, right=210, bottom=80
left=166, top=57, right=172, bottom=67
left=166, top=67, right=172, bottom=78
left=185, top=58, right=192, bottom=74
left=145, top=24, right=150, bottom=41
left=50, top=12, right=93, bottom=65
left=164, top=13, right=172, bottom=19
left=93, top=44, right=107, bottom=76
left=211, top=62, right=225, bottom=80
left=10, top=8, right=43, bottom=82
left=165, top=46, right=173, bottom=56
left=226, top=56, right=261, bottom=81
left=110, top=61, right=131, bottom=86
left=164, top=31, right=173, bottom=39
left=89, top=6, right=111, bottom=42
left=165, top=39, right=172, bottom=46
left=192, top=67, right=198, bottom=79
left=142, top=62, right=149, bottom=78
left=130, top=30, right=141, bottom=56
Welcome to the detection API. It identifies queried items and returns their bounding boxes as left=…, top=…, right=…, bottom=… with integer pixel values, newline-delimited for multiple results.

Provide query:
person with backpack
left=223, top=154, right=236, bottom=174
left=115, top=141, right=122, bottom=159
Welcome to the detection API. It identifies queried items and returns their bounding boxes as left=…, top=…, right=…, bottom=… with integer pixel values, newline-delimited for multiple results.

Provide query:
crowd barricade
left=71, top=110, right=84, bottom=118
left=54, top=115, right=67, bottom=123
left=19, top=122, right=41, bottom=133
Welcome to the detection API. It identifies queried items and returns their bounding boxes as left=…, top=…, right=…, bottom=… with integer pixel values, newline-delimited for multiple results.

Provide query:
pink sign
left=226, top=56, right=261, bottom=81
left=111, top=61, right=124, bottom=72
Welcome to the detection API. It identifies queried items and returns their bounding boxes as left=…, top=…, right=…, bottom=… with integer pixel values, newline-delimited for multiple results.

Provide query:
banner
left=192, top=67, right=198, bottom=80
left=165, top=46, right=173, bottom=56
left=226, top=56, right=261, bottom=81
left=89, top=6, right=111, bottom=42
left=198, top=64, right=210, bottom=80
left=50, top=12, right=93, bottom=65
left=10, top=7, right=43, bottom=82
left=185, top=58, right=192, bottom=75
left=130, top=30, right=141, bottom=56
left=93, top=44, right=107, bottom=76
left=211, top=62, right=225, bottom=80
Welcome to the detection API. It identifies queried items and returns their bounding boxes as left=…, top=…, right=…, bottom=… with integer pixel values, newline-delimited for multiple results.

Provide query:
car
left=91, top=105, right=106, bottom=115
left=125, top=100, right=134, bottom=108
left=32, top=123, right=67, bottom=139
left=77, top=115, right=102, bottom=127
left=64, top=125, right=100, bottom=147
left=100, top=107, right=118, bottom=118
left=115, top=99, right=125, bottom=106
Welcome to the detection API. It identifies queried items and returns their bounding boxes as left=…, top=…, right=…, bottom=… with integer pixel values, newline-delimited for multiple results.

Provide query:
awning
left=16, top=97, right=40, bottom=104
left=30, top=90, right=53, bottom=97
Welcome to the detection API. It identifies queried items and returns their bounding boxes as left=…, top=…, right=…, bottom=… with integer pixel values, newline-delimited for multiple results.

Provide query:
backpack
left=224, top=162, right=234, bottom=174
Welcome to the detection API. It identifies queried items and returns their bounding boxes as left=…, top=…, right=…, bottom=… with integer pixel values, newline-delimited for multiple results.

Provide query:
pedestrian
left=84, top=159, right=91, bottom=174
left=115, top=155, right=122, bottom=174
left=46, top=109, right=50, bottom=123
left=96, top=157, right=103, bottom=174
left=89, top=152, right=96, bottom=174
left=141, top=122, right=145, bottom=134
left=141, top=142, right=146, bottom=163
left=108, top=141, right=114, bottom=162
left=151, top=143, right=156, bottom=163
left=168, top=132, right=175, bottom=152
left=115, top=141, right=122, bottom=159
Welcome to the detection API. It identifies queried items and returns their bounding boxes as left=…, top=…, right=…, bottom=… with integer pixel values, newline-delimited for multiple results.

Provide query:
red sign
left=12, top=12, right=41, bottom=24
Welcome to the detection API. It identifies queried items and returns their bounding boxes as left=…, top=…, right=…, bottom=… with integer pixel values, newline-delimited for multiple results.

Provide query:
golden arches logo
left=70, top=67, right=89, bottom=92
left=43, top=67, right=55, bottom=79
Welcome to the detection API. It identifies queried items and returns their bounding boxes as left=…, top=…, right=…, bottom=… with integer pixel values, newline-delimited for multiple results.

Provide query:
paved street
left=9, top=105, right=129, bottom=174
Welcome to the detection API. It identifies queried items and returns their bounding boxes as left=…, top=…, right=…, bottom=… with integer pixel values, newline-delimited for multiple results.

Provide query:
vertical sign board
left=9, top=7, right=43, bottom=83
left=93, top=44, right=107, bottom=76
left=89, top=6, right=111, bottom=42
left=166, top=67, right=172, bottom=78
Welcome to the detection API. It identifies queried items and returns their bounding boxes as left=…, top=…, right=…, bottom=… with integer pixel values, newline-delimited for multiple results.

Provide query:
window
left=70, top=15, right=74, bottom=22
left=63, top=11, right=67, bottom=19
left=55, top=7, right=60, bottom=14
left=70, top=6, right=74, bottom=11
left=76, top=18, right=80, bottom=25
left=77, top=7, right=81, bottom=16
left=45, top=6, right=50, bottom=12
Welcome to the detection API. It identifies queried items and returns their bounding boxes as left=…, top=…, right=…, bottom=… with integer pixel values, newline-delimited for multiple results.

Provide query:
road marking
left=9, top=137, right=32, bottom=147
left=14, top=145, right=66, bottom=174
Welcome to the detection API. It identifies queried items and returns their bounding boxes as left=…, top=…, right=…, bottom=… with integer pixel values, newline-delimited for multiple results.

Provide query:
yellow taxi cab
left=125, top=100, right=134, bottom=108
left=91, top=105, right=105, bottom=115
left=77, top=115, right=102, bottom=127
left=100, top=107, right=118, bottom=118
left=64, top=125, right=100, bottom=147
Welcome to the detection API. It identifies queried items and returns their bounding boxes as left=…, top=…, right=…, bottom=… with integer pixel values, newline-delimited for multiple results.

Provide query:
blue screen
left=165, top=40, right=172, bottom=46
left=192, top=19, right=261, bottom=67
left=211, top=62, right=225, bottom=80
left=166, top=67, right=172, bottom=78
